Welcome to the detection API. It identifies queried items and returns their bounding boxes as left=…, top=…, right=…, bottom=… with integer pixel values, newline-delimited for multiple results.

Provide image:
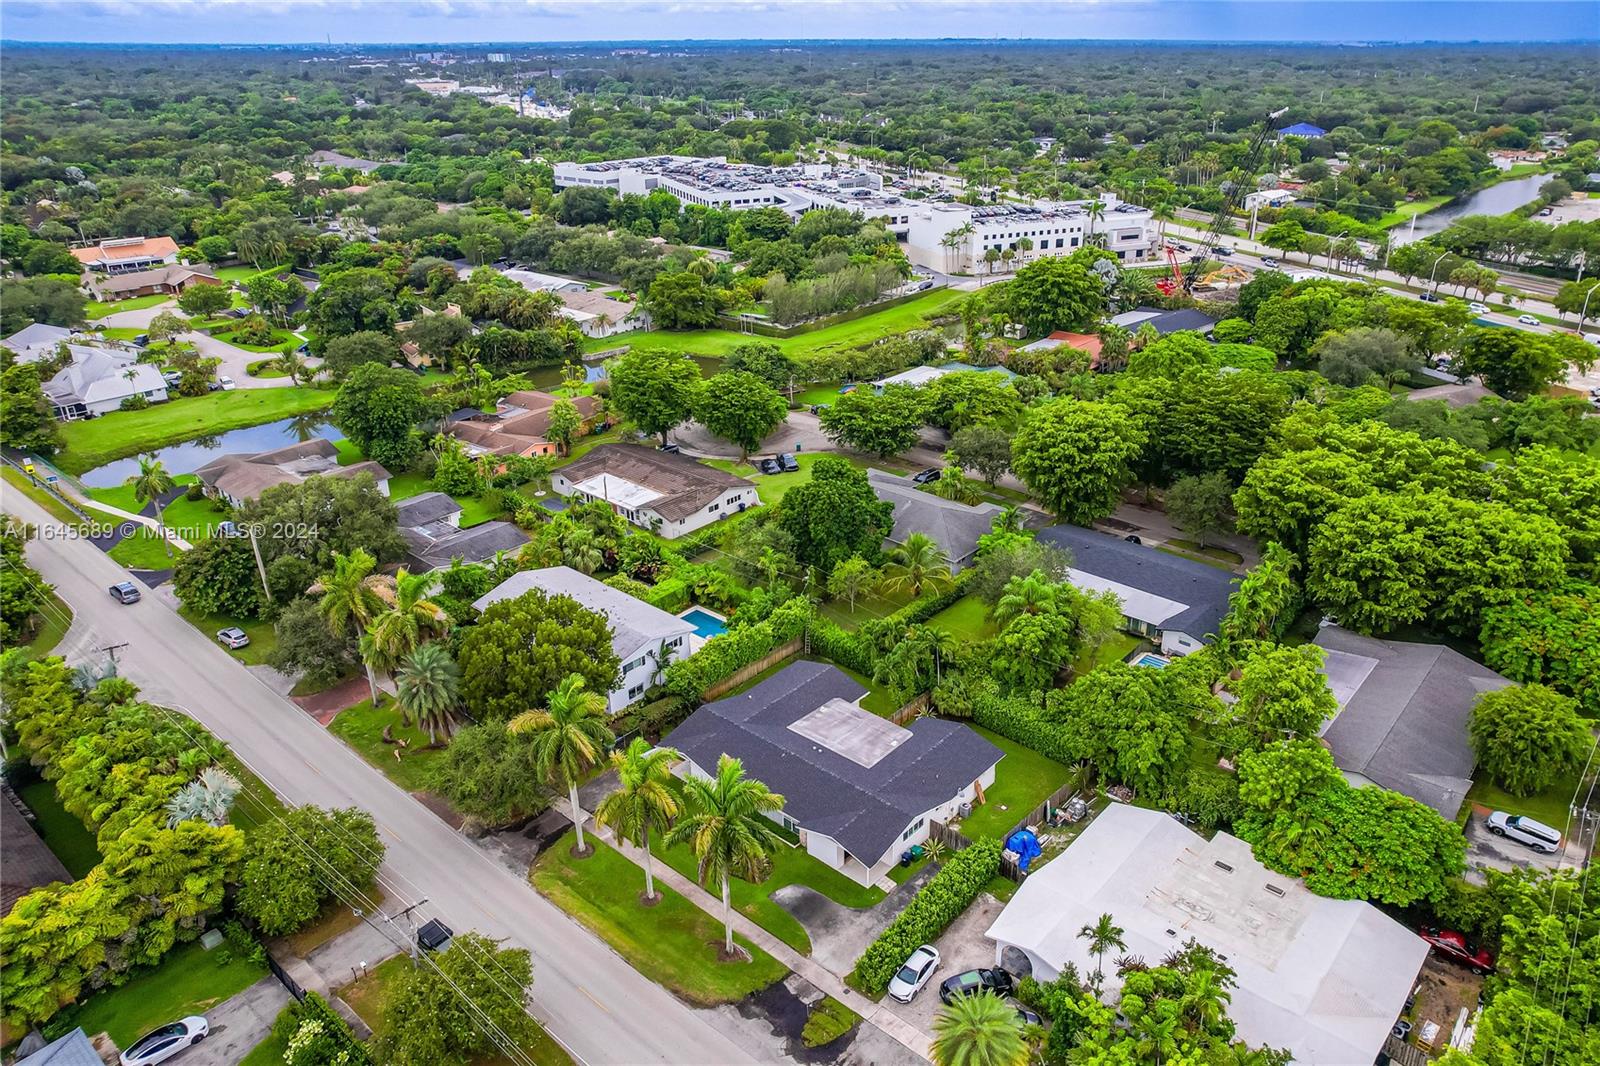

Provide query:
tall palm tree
left=880, top=532, right=953, bottom=600
left=365, top=567, right=450, bottom=672
left=394, top=642, right=460, bottom=745
left=1086, top=198, right=1106, bottom=247
left=594, top=739, right=680, bottom=903
left=930, top=991, right=1027, bottom=1066
left=1132, top=1012, right=1182, bottom=1064
left=993, top=570, right=1060, bottom=627
left=1177, top=967, right=1231, bottom=1034
left=1078, top=913, right=1127, bottom=991
left=314, top=549, right=385, bottom=705
left=126, top=456, right=176, bottom=557
left=508, top=674, right=614, bottom=855
left=663, top=754, right=786, bottom=957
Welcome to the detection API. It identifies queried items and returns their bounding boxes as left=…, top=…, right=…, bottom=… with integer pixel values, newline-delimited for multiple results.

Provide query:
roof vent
left=1213, top=860, right=1234, bottom=873
left=1165, top=928, right=1177, bottom=938
left=1265, top=884, right=1286, bottom=897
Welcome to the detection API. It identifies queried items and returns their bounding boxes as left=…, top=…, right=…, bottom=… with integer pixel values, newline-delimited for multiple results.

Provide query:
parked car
left=217, top=626, right=251, bottom=650
left=657, top=442, right=681, bottom=454
left=119, top=1016, right=208, bottom=1066
left=1418, top=927, right=1495, bottom=975
left=1259, top=256, right=1280, bottom=268
left=218, top=376, right=237, bottom=390
left=1517, top=314, right=1539, bottom=325
left=777, top=453, right=800, bottom=473
left=939, top=968, right=1014, bottom=1005
left=132, top=333, right=149, bottom=347
left=911, top=468, right=941, bottom=485
left=161, top=371, right=182, bottom=385
left=1485, top=810, right=1562, bottom=853
left=1538, top=206, right=1554, bottom=216
left=417, top=917, right=454, bottom=952
left=1419, top=291, right=1442, bottom=303
left=1013, top=1003, right=1043, bottom=1027
left=915, top=279, right=935, bottom=292
left=109, top=581, right=141, bottom=605
left=1468, top=302, right=1489, bottom=315
left=757, top=458, right=781, bottom=475
left=808, top=403, right=830, bottom=414
left=887, top=945, right=941, bottom=1003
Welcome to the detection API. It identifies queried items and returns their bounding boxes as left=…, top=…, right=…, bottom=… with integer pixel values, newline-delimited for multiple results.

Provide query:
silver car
left=887, top=944, right=941, bottom=1003
left=119, top=1016, right=208, bottom=1065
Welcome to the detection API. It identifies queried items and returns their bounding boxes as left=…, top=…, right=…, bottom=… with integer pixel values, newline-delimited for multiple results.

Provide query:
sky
left=1, top=0, right=1595, bottom=46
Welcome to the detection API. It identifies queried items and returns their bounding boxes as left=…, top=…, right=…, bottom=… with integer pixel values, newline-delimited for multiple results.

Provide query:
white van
left=1485, top=811, right=1562, bottom=854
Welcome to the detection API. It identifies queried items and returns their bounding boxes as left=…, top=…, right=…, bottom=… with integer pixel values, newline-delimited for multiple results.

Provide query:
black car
left=939, top=968, right=1014, bottom=1005
left=1419, top=291, right=1442, bottom=303
left=417, top=918, right=454, bottom=952
left=910, top=468, right=941, bottom=485
left=809, top=403, right=830, bottom=415
left=109, top=581, right=141, bottom=604
left=1013, top=1004, right=1043, bottom=1027
left=777, top=453, right=800, bottom=473
left=757, top=458, right=782, bottom=475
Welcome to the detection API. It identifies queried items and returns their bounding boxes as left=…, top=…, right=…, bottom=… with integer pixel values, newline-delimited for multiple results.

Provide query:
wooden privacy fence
left=1000, top=770, right=1091, bottom=845
left=926, top=819, right=973, bottom=854
left=890, top=693, right=931, bottom=725
left=699, top=638, right=805, bottom=702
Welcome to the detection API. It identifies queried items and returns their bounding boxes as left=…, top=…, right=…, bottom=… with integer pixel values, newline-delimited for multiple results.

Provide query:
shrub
left=644, top=576, right=690, bottom=613
left=851, top=838, right=1002, bottom=997
left=663, top=597, right=811, bottom=699
left=969, top=680, right=1075, bottom=764
left=275, top=992, right=372, bottom=1066
left=802, top=996, right=860, bottom=1048
left=807, top=617, right=874, bottom=675
left=185, top=482, right=206, bottom=501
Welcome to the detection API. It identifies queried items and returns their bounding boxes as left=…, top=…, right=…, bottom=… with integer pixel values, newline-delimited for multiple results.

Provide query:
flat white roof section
left=571, top=473, right=662, bottom=510
left=1318, top=647, right=1379, bottom=714
left=788, top=698, right=910, bottom=768
left=1065, top=567, right=1189, bottom=627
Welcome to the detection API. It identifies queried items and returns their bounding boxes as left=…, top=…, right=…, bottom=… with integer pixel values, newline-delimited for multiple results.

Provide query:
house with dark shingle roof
left=668, top=661, right=1003, bottom=886
left=1037, top=525, right=1238, bottom=656
left=2, top=788, right=71, bottom=916
left=396, top=492, right=529, bottom=573
left=551, top=444, right=759, bottom=539
left=1314, top=626, right=1510, bottom=819
left=868, top=469, right=1005, bottom=572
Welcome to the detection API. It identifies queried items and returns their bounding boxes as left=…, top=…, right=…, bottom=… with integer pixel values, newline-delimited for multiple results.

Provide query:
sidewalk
left=56, top=480, right=194, bottom=551
left=589, top=808, right=934, bottom=1063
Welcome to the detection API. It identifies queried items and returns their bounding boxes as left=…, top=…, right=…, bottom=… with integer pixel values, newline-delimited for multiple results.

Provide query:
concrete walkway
left=57, top=480, right=194, bottom=550
left=590, top=809, right=934, bottom=1062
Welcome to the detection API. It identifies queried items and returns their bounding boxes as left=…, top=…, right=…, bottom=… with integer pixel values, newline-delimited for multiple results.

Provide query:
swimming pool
left=1132, top=653, right=1171, bottom=669
left=679, top=607, right=728, bottom=640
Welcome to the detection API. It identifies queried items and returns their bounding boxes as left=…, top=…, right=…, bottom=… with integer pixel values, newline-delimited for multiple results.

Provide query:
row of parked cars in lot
left=887, top=946, right=1039, bottom=1024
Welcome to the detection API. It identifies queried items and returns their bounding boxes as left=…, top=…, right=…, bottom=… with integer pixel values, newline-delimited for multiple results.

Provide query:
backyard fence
left=699, top=638, right=804, bottom=702
left=926, top=819, right=974, bottom=854
left=890, top=693, right=931, bottom=725
left=999, top=769, right=1092, bottom=845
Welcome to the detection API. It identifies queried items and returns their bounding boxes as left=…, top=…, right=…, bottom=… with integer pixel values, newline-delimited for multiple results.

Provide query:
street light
left=1427, top=251, right=1451, bottom=295
left=1327, top=229, right=1349, bottom=274
left=1580, top=284, right=1596, bottom=334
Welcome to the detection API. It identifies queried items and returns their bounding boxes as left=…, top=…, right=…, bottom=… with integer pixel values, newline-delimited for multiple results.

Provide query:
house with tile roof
left=551, top=444, right=759, bottom=538
left=194, top=439, right=389, bottom=506
left=70, top=235, right=180, bottom=273
left=90, top=263, right=219, bottom=300
left=443, top=389, right=602, bottom=460
left=669, top=661, right=1003, bottom=885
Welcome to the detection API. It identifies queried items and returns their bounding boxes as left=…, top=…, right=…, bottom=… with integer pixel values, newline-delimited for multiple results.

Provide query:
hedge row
left=850, top=838, right=1002, bottom=997
left=858, top=571, right=975, bottom=650
left=644, top=576, right=691, bottom=613
left=808, top=617, right=875, bottom=675
left=663, top=597, right=811, bottom=700
left=969, top=682, right=1076, bottom=765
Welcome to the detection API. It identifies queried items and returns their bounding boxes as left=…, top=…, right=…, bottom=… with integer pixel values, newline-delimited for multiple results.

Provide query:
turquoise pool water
left=680, top=608, right=728, bottom=640
left=1133, top=653, right=1170, bottom=669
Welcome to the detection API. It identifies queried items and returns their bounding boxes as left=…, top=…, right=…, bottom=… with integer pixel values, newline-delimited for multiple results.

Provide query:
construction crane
left=1176, top=106, right=1288, bottom=294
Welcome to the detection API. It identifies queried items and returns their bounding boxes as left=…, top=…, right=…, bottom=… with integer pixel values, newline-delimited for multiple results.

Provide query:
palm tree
left=930, top=991, right=1027, bottom=1066
left=1132, top=1012, right=1182, bottom=1064
left=126, top=456, right=176, bottom=557
left=991, top=505, right=1025, bottom=536
left=315, top=549, right=385, bottom=705
left=508, top=673, right=614, bottom=855
left=994, top=570, right=1060, bottom=627
left=757, top=547, right=787, bottom=591
left=394, top=642, right=460, bottom=745
left=663, top=754, right=786, bottom=957
left=1177, top=967, right=1231, bottom=1034
left=594, top=739, right=680, bottom=903
left=1086, top=198, right=1106, bottom=247
left=561, top=527, right=603, bottom=575
left=272, top=346, right=308, bottom=385
left=880, top=533, right=953, bottom=600
left=365, top=567, right=450, bottom=673
left=1078, top=913, right=1127, bottom=991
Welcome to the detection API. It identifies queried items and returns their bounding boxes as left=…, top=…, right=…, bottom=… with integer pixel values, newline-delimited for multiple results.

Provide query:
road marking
left=579, top=986, right=612, bottom=1015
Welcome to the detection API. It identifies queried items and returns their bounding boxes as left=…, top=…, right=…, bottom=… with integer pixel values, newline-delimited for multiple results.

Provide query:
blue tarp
left=1006, top=829, right=1043, bottom=872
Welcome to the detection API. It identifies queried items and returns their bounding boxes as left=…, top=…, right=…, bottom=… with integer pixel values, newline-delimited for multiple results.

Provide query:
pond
left=522, top=353, right=723, bottom=392
left=1392, top=173, right=1550, bottom=245
left=79, top=416, right=342, bottom=488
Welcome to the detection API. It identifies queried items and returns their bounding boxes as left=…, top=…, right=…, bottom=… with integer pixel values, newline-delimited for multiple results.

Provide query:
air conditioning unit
left=958, top=801, right=972, bottom=818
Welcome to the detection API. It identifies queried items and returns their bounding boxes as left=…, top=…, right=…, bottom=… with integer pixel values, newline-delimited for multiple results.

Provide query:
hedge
left=644, top=576, right=691, bottom=613
left=663, top=597, right=811, bottom=700
left=969, top=681, right=1076, bottom=765
left=858, top=571, right=974, bottom=650
left=850, top=838, right=1002, bottom=997
left=807, top=617, right=874, bottom=675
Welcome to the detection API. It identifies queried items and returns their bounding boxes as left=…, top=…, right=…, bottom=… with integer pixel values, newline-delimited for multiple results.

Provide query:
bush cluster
left=969, top=681, right=1077, bottom=764
left=663, top=597, right=811, bottom=699
left=850, top=838, right=1002, bottom=997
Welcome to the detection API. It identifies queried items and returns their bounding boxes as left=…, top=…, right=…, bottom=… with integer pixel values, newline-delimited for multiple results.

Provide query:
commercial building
left=69, top=235, right=180, bottom=274
left=195, top=439, right=389, bottom=506
left=987, top=804, right=1427, bottom=1066
left=551, top=444, right=760, bottom=538
left=474, top=566, right=696, bottom=713
left=906, top=197, right=1155, bottom=271
left=669, top=661, right=1003, bottom=886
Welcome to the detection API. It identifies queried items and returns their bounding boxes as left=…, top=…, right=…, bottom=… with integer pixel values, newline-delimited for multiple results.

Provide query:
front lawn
left=17, top=778, right=102, bottom=878
left=22, top=588, right=72, bottom=658
left=530, top=832, right=788, bottom=1006
left=176, top=605, right=278, bottom=666
left=1465, top=769, right=1581, bottom=831
left=162, top=489, right=231, bottom=540
left=926, top=594, right=997, bottom=642
left=327, top=697, right=444, bottom=793
left=213, top=327, right=296, bottom=352
left=55, top=388, right=336, bottom=474
left=704, top=453, right=826, bottom=506
left=84, top=293, right=172, bottom=320
left=55, top=938, right=267, bottom=1048
left=951, top=725, right=1078, bottom=841
left=105, top=525, right=181, bottom=571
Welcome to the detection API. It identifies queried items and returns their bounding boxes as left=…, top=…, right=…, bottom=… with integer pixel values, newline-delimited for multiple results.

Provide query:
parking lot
left=1461, top=807, right=1567, bottom=885
left=1539, top=193, right=1600, bottom=226
left=877, top=891, right=1008, bottom=1033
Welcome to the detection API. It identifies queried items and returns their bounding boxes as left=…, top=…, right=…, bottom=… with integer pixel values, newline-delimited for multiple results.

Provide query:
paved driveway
left=672, top=414, right=834, bottom=460
left=179, top=976, right=292, bottom=1066
left=773, top=864, right=936, bottom=976
left=874, top=891, right=1008, bottom=1034
left=184, top=331, right=296, bottom=389
left=1462, top=807, right=1568, bottom=884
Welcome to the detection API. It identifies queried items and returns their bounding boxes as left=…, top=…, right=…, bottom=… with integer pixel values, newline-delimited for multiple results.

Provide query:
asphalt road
left=2, top=485, right=761, bottom=1066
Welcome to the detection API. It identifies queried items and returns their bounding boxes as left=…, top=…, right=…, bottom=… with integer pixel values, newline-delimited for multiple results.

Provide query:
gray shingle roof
left=2, top=790, right=71, bottom=916
left=472, top=566, right=692, bottom=658
left=14, top=1029, right=101, bottom=1066
left=404, top=520, right=529, bottom=572
left=668, top=661, right=1003, bottom=863
left=1037, top=524, right=1237, bottom=639
left=555, top=444, right=753, bottom=521
left=868, top=469, right=1004, bottom=569
left=396, top=491, right=462, bottom=527
left=1314, top=626, right=1510, bottom=819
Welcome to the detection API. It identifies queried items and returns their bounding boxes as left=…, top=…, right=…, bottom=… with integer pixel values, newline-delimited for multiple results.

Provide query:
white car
left=1486, top=811, right=1562, bottom=854
left=1517, top=314, right=1539, bottom=326
left=120, top=1016, right=208, bottom=1065
left=219, top=376, right=237, bottom=390
left=887, top=944, right=941, bottom=1003
left=1468, top=302, right=1489, bottom=315
left=217, top=626, right=251, bottom=650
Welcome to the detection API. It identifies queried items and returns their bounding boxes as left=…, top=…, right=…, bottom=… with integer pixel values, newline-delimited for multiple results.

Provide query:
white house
left=472, top=566, right=696, bottom=714
left=986, top=805, right=1428, bottom=1066
left=41, top=344, right=168, bottom=420
left=193, top=439, right=389, bottom=506
left=1243, top=189, right=1300, bottom=211
left=669, top=661, right=1003, bottom=886
left=551, top=444, right=759, bottom=539
left=3, top=323, right=77, bottom=362
left=1036, top=525, right=1237, bottom=656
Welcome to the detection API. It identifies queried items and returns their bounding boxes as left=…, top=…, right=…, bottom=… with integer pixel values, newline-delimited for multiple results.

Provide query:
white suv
left=1485, top=811, right=1561, bottom=854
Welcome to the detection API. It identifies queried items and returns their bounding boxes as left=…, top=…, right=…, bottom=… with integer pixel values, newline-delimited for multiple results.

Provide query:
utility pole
left=379, top=897, right=432, bottom=965
left=94, top=642, right=130, bottom=668
left=247, top=524, right=271, bottom=602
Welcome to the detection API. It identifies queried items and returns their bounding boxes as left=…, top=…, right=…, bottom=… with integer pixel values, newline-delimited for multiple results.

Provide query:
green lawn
left=926, top=594, right=997, bottom=642
left=586, top=289, right=963, bottom=363
left=530, top=832, right=788, bottom=1006
left=22, top=588, right=73, bottom=658
left=1465, top=769, right=1581, bottom=831
left=1069, top=633, right=1142, bottom=677
left=84, top=293, right=173, bottom=320
left=704, top=452, right=826, bottom=506
left=17, top=778, right=102, bottom=878
left=177, top=605, right=278, bottom=666
left=818, top=585, right=918, bottom=630
left=334, top=439, right=504, bottom=525
left=214, top=263, right=290, bottom=284
left=951, top=725, right=1078, bottom=840
left=239, top=1029, right=292, bottom=1066
left=57, top=938, right=267, bottom=1047
left=162, top=489, right=231, bottom=540
left=1164, top=538, right=1243, bottom=565
left=328, top=697, right=444, bottom=793
left=337, top=954, right=572, bottom=1066
left=1157, top=545, right=1239, bottom=572
left=55, top=388, right=337, bottom=474
left=1375, top=195, right=1452, bottom=228
left=213, top=327, right=296, bottom=352
left=105, top=525, right=181, bottom=570
left=3, top=467, right=82, bottom=524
